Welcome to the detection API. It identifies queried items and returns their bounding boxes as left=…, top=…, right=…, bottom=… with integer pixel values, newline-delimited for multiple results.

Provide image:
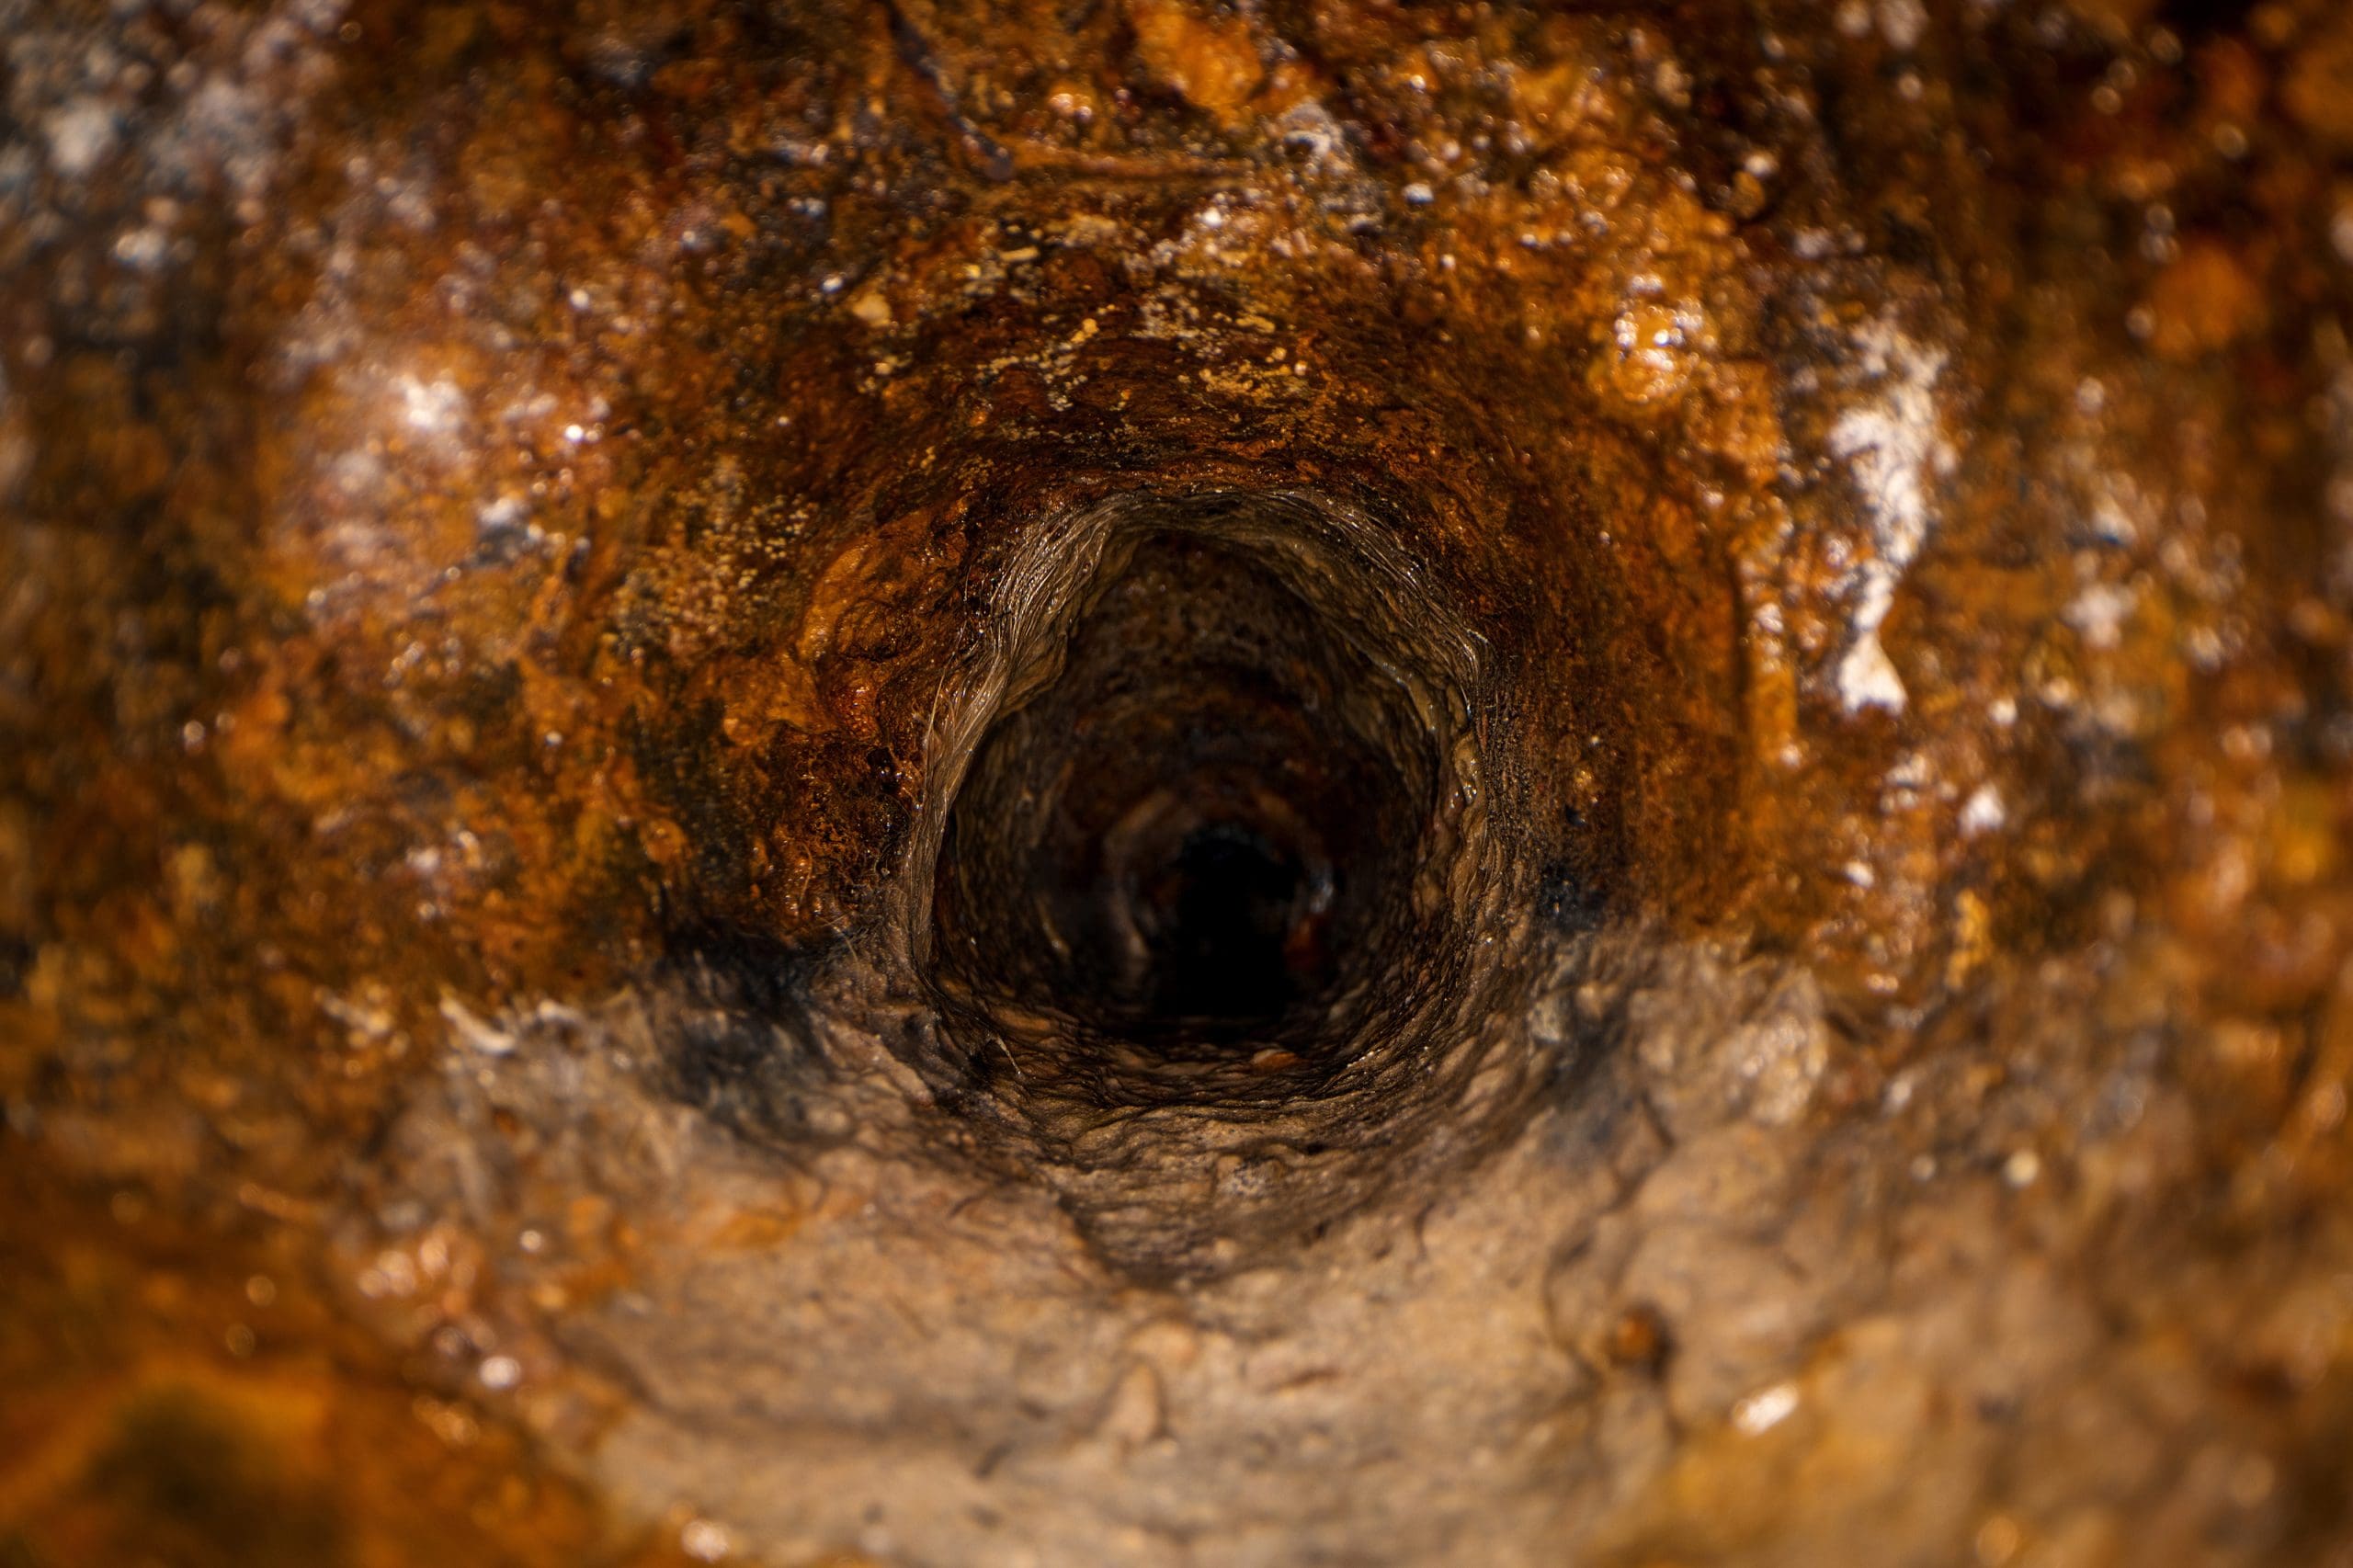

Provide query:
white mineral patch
left=1879, top=0, right=1929, bottom=51
left=1959, top=783, right=2006, bottom=836
left=2064, top=580, right=2137, bottom=651
left=1730, top=975, right=1832, bottom=1127
left=1732, top=1380, right=1802, bottom=1435
left=1830, top=319, right=1955, bottom=714
left=439, top=994, right=517, bottom=1057
left=398, top=372, right=467, bottom=436
left=43, top=98, right=117, bottom=178
left=680, top=1520, right=733, bottom=1562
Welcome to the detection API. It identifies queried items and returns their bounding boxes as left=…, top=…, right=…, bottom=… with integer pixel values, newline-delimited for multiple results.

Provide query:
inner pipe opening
left=888, top=489, right=1585, bottom=1274
left=930, top=526, right=1436, bottom=1081
left=1137, top=818, right=1322, bottom=1030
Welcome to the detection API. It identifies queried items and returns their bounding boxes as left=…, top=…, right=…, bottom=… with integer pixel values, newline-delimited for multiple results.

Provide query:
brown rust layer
left=4, top=0, right=2353, bottom=1562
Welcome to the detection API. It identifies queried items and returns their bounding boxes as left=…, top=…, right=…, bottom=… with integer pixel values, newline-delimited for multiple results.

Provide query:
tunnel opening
left=889, top=487, right=1596, bottom=1276
left=1139, top=818, right=1320, bottom=1031
left=928, top=522, right=1437, bottom=1085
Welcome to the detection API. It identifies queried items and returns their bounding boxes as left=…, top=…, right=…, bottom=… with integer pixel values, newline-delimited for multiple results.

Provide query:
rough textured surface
left=6, top=0, right=2353, bottom=1563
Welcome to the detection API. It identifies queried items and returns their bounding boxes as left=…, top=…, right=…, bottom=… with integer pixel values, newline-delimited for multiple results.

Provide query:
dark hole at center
left=1136, top=823, right=1325, bottom=1033
left=930, top=526, right=1437, bottom=1082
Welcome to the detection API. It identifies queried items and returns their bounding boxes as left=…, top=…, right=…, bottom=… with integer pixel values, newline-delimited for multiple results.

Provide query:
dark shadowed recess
left=911, top=490, right=1575, bottom=1126
left=931, top=528, right=1432, bottom=1067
